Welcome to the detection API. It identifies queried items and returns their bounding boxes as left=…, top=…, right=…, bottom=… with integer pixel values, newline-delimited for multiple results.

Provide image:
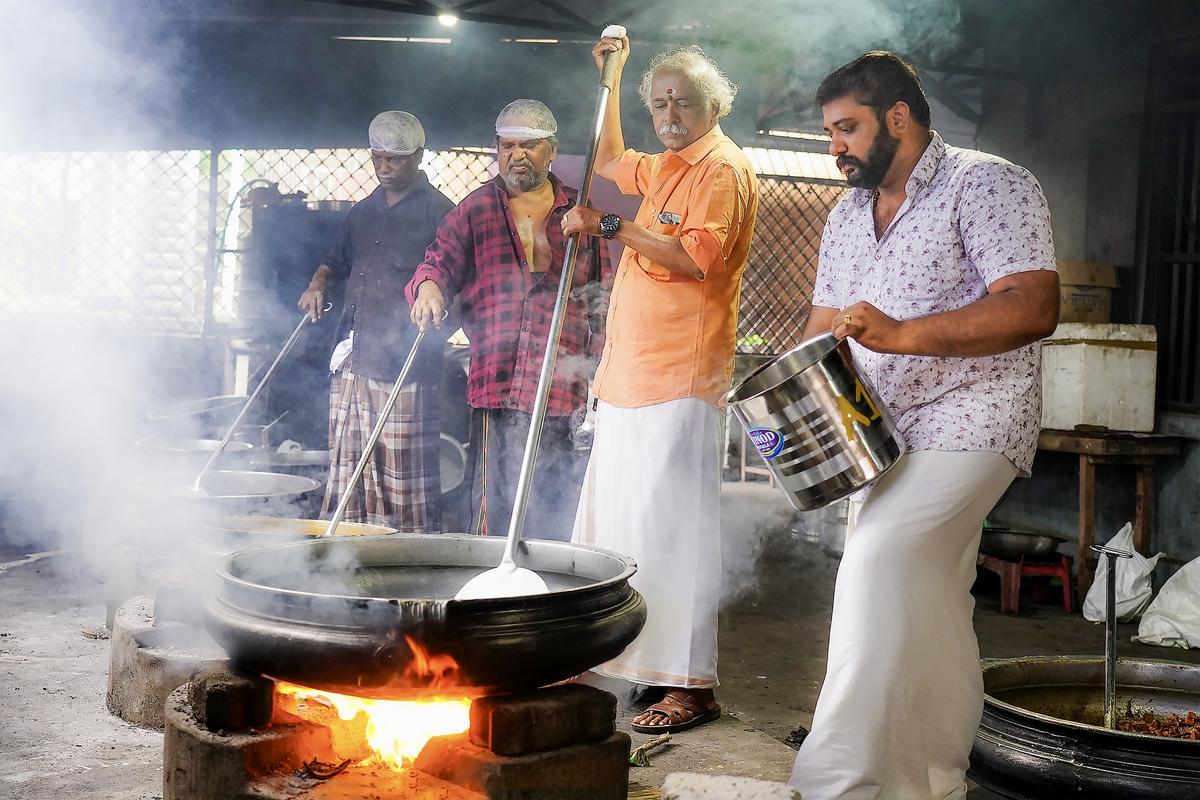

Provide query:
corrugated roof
left=743, top=147, right=843, bottom=182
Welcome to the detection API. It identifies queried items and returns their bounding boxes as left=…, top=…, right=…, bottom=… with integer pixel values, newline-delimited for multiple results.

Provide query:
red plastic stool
left=977, top=554, right=1073, bottom=615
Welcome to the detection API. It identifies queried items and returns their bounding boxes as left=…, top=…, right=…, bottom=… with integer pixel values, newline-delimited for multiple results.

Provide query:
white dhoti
left=572, top=398, right=721, bottom=688
left=790, top=450, right=1018, bottom=800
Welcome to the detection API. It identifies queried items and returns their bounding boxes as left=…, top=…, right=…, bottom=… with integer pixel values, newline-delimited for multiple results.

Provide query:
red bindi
left=665, top=88, right=673, bottom=95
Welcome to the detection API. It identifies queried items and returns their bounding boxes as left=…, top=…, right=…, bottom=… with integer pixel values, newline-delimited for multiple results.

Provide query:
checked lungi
left=321, top=360, right=442, bottom=533
left=465, top=408, right=585, bottom=541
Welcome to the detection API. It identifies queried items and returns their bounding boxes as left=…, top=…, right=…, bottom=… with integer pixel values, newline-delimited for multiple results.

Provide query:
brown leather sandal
left=631, top=690, right=721, bottom=734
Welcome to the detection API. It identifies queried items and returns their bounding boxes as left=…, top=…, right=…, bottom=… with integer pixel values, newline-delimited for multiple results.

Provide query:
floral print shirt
left=813, top=132, right=1056, bottom=475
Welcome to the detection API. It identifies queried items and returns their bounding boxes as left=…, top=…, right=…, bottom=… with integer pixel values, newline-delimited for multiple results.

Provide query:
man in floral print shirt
left=789, top=52, right=1060, bottom=800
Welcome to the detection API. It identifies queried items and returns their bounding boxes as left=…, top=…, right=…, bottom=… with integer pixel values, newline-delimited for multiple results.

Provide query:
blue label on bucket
left=748, top=428, right=785, bottom=459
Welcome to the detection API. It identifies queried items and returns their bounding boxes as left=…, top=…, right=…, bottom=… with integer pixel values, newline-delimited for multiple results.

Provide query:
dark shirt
left=323, top=174, right=455, bottom=382
left=405, top=174, right=613, bottom=416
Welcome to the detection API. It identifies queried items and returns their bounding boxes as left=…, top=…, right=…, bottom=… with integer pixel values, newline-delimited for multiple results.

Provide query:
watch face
left=600, top=214, right=620, bottom=238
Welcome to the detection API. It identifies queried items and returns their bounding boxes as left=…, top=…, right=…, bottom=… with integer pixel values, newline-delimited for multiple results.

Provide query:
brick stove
left=164, top=664, right=630, bottom=800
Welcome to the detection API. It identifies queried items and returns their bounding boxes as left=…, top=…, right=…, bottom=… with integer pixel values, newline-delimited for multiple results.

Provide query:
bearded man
left=788, top=52, right=1060, bottom=800
left=407, top=100, right=612, bottom=541
left=561, top=36, right=759, bottom=734
left=298, top=111, right=454, bottom=532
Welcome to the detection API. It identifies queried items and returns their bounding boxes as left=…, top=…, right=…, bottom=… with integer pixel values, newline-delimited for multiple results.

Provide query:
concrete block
left=662, top=773, right=801, bottom=800
left=416, top=731, right=631, bottom=800
left=187, top=664, right=273, bottom=732
left=469, top=684, right=616, bottom=756
left=163, top=684, right=334, bottom=800
left=106, top=595, right=226, bottom=730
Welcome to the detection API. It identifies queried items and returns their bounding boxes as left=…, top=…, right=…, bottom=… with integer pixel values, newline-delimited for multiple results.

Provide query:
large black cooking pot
left=205, top=535, right=646, bottom=697
left=129, top=470, right=321, bottom=516
left=969, top=656, right=1200, bottom=799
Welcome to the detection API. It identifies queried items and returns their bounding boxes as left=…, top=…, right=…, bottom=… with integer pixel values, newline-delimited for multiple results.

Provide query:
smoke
left=720, top=480, right=798, bottom=609
left=0, top=0, right=970, bottom=637
left=0, top=1, right=183, bottom=150
left=0, top=2, right=329, bottom=626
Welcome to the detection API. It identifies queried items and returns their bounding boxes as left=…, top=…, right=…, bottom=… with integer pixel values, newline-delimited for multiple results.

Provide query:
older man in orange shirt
left=562, top=34, right=759, bottom=734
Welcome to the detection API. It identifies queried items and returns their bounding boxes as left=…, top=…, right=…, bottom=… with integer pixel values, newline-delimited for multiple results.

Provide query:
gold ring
left=843, top=314, right=852, bottom=325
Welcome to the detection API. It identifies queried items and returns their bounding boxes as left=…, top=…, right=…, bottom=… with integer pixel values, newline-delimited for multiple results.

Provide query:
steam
left=0, top=4, right=326, bottom=623
left=0, top=0, right=970, bottom=636
left=0, top=3, right=182, bottom=150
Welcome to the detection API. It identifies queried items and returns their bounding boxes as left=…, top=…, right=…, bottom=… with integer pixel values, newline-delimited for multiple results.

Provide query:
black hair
left=816, top=51, right=932, bottom=128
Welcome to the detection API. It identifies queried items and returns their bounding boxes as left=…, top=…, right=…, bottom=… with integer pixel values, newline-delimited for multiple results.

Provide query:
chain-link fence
left=736, top=176, right=845, bottom=356
left=0, top=146, right=838, bottom=351
left=0, top=150, right=212, bottom=333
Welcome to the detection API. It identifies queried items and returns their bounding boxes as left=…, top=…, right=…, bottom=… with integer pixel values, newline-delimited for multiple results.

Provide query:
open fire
left=276, top=681, right=471, bottom=769
left=274, top=636, right=471, bottom=770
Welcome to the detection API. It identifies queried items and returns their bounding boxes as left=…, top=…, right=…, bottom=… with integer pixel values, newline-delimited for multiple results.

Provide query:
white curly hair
left=637, top=45, right=739, bottom=118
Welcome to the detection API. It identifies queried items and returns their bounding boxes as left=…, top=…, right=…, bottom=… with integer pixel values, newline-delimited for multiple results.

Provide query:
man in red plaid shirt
left=407, top=100, right=613, bottom=541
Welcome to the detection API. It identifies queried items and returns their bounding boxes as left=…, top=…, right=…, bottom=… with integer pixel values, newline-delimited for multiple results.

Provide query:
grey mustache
left=658, top=123, right=689, bottom=136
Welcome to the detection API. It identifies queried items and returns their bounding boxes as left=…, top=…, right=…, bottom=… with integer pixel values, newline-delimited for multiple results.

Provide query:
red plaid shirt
left=406, top=174, right=613, bottom=416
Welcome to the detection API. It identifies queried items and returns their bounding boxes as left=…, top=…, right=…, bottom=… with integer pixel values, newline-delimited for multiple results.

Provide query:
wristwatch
left=599, top=213, right=622, bottom=240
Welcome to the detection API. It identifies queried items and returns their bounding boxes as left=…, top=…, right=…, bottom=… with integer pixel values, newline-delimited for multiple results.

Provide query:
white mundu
left=790, top=450, right=1018, bottom=800
left=572, top=397, right=721, bottom=687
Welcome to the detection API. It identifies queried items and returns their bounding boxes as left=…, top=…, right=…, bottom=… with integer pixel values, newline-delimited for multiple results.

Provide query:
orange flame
left=275, top=639, right=469, bottom=770
left=401, top=635, right=460, bottom=689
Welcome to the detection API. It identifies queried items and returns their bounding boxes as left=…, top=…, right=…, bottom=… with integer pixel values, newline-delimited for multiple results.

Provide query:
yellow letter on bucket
left=836, top=379, right=883, bottom=442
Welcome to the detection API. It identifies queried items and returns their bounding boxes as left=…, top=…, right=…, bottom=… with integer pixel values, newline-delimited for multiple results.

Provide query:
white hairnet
left=368, top=111, right=425, bottom=155
left=495, top=99, right=558, bottom=141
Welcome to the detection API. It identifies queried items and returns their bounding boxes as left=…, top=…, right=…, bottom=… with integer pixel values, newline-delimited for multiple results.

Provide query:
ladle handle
left=325, top=328, right=428, bottom=537
left=193, top=305, right=329, bottom=490
left=501, top=35, right=618, bottom=567
left=1091, top=543, right=1132, bottom=729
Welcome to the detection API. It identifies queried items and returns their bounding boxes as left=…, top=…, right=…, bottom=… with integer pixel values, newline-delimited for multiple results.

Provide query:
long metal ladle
left=323, top=318, right=441, bottom=537
left=1091, top=542, right=1134, bottom=729
left=456, top=24, right=626, bottom=601
left=191, top=303, right=331, bottom=493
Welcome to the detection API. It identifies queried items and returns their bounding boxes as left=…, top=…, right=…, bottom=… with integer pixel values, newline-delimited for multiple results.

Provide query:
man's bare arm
left=591, top=35, right=630, bottom=182
left=802, top=306, right=838, bottom=341
left=835, top=270, right=1060, bottom=357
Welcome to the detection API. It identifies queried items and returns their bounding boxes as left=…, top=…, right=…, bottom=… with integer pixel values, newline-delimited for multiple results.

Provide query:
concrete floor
left=3, top=482, right=1199, bottom=799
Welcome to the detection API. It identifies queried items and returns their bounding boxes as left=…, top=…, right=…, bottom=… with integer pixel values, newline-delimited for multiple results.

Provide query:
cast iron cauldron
left=969, top=656, right=1200, bottom=798
left=206, top=535, right=647, bottom=697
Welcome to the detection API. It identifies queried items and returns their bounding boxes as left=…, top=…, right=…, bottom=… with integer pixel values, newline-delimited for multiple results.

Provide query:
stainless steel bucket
left=726, top=333, right=904, bottom=511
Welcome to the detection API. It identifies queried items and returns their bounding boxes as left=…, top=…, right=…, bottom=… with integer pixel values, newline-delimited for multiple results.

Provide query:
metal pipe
left=501, top=44, right=622, bottom=565
left=324, top=328, right=428, bottom=537
left=1091, top=543, right=1133, bottom=729
left=192, top=306, right=328, bottom=491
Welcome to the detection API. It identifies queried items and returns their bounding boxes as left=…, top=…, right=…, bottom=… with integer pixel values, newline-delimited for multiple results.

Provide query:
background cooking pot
left=206, top=534, right=647, bottom=697
left=726, top=333, right=904, bottom=511
left=144, top=395, right=250, bottom=437
left=979, top=526, right=1069, bottom=560
left=970, top=656, right=1200, bottom=798
left=129, top=469, right=320, bottom=516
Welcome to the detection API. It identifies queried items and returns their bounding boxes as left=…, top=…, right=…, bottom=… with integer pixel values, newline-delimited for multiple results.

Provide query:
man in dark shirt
left=298, top=111, right=455, bottom=532
left=407, top=100, right=612, bottom=542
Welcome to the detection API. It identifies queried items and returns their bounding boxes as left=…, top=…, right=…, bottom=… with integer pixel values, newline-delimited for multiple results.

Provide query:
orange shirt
left=592, top=125, right=759, bottom=409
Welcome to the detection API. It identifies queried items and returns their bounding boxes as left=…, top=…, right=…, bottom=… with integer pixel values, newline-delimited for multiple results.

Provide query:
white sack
left=1134, top=555, right=1200, bottom=649
left=1082, top=522, right=1161, bottom=623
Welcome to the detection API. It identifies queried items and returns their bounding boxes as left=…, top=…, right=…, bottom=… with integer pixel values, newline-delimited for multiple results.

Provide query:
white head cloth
left=495, top=99, right=558, bottom=141
left=368, top=111, right=425, bottom=155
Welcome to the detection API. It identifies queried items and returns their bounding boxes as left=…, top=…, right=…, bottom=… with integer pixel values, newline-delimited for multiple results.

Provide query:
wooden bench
left=1037, top=429, right=1182, bottom=605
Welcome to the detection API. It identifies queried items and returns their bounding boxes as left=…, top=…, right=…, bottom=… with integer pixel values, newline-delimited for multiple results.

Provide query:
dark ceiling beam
left=301, top=0, right=693, bottom=42
left=608, top=2, right=660, bottom=25
left=926, top=63, right=1023, bottom=82
left=916, top=68, right=983, bottom=126
left=448, top=0, right=501, bottom=10
left=302, top=0, right=609, bottom=35
left=535, top=0, right=597, bottom=30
